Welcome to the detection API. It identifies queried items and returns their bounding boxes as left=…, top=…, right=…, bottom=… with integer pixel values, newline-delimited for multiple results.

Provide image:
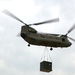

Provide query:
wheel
left=28, top=44, right=30, bottom=47
left=50, top=47, right=53, bottom=51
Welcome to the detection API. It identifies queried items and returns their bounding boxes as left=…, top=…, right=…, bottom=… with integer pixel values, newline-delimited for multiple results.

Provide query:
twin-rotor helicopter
left=3, top=10, right=75, bottom=50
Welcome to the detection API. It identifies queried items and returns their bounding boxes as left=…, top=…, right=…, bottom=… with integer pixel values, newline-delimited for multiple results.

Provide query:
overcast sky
left=0, top=0, right=75, bottom=75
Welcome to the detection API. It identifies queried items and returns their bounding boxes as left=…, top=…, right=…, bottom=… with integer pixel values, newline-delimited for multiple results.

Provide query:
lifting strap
left=40, top=47, right=52, bottom=62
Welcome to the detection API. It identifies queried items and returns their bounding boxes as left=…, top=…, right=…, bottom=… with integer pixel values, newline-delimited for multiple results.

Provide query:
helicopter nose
left=69, top=42, right=72, bottom=46
left=21, top=33, right=27, bottom=38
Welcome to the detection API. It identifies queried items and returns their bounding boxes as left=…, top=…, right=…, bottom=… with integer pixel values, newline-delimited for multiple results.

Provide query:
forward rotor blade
left=68, top=36, right=75, bottom=42
left=2, top=10, right=26, bottom=24
left=66, top=24, right=75, bottom=35
left=30, top=18, right=59, bottom=25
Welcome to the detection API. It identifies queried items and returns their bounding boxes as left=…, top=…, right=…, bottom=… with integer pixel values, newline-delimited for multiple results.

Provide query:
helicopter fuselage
left=21, top=26, right=71, bottom=48
left=3, top=10, right=75, bottom=49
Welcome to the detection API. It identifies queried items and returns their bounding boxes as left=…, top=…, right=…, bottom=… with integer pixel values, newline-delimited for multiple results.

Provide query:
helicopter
left=2, top=10, right=75, bottom=50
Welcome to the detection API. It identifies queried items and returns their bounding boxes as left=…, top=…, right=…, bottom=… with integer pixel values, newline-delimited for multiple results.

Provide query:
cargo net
left=40, top=47, right=52, bottom=62
left=40, top=47, right=52, bottom=72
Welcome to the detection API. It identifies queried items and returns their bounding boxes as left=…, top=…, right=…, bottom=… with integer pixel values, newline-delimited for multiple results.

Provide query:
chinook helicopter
left=3, top=10, right=75, bottom=50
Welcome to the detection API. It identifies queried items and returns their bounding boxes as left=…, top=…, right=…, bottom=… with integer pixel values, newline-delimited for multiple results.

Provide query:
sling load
left=40, top=47, right=52, bottom=72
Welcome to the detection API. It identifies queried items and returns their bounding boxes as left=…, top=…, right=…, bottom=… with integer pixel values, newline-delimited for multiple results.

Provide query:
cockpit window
left=28, top=28, right=37, bottom=33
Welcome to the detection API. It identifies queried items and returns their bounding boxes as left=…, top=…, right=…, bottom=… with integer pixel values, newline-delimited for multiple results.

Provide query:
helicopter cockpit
left=28, top=27, right=37, bottom=33
left=21, top=26, right=37, bottom=34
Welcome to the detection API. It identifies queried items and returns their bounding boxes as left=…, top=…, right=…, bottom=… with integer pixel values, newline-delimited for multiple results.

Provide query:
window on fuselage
left=62, top=38, right=65, bottom=42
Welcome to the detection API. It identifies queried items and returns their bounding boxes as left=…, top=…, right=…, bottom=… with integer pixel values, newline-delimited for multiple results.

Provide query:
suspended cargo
left=40, top=48, right=52, bottom=72
left=40, top=61, right=52, bottom=72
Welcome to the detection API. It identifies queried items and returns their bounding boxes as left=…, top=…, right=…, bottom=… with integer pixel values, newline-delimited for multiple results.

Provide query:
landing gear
left=28, top=44, right=30, bottom=47
left=50, top=47, right=53, bottom=51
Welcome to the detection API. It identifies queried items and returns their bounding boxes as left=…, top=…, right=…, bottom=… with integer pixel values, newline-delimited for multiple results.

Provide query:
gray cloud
left=0, top=0, right=12, bottom=1
left=0, top=0, right=75, bottom=75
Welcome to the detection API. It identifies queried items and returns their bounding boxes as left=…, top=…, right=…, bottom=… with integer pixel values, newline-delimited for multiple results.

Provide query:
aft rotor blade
left=30, top=18, right=59, bottom=25
left=66, top=24, right=75, bottom=35
left=2, top=10, right=26, bottom=25
left=68, top=36, right=75, bottom=42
